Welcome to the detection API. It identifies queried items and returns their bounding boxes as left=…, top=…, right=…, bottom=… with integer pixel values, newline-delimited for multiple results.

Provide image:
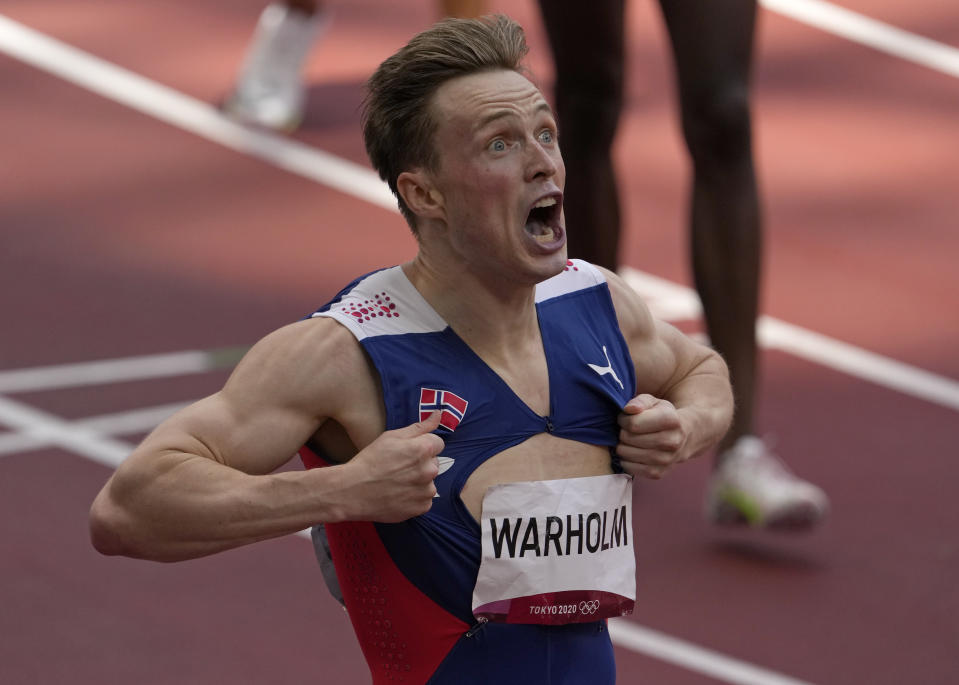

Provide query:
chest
left=459, top=433, right=613, bottom=521
left=479, top=345, right=550, bottom=417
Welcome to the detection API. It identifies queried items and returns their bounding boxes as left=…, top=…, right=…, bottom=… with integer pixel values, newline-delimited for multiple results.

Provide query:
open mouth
left=524, top=195, right=562, bottom=244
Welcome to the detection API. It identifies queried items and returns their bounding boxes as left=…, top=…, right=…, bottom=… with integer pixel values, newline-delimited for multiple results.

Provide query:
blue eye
left=539, top=129, right=555, bottom=144
left=490, top=139, right=507, bottom=152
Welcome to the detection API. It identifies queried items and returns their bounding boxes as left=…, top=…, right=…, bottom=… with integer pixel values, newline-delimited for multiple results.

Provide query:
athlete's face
left=427, top=69, right=567, bottom=284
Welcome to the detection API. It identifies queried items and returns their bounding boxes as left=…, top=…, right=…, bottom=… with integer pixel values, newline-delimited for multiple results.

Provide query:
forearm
left=90, top=452, right=352, bottom=562
left=669, top=354, right=734, bottom=462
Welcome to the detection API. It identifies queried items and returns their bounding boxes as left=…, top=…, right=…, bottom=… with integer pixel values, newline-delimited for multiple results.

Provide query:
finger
left=617, top=444, right=672, bottom=467
left=422, top=454, right=441, bottom=480
left=619, top=427, right=683, bottom=452
left=630, top=462, right=668, bottom=480
left=618, top=406, right=662, bottom=431
left=640, top=465, right=667, bottom=480
left=622, top=394, right=659, bottom=415
left=420, top=433, right=446, bottom=458
left=619, top=406, right=682, bottom=435
left=396, top=410, right=442, bottom=436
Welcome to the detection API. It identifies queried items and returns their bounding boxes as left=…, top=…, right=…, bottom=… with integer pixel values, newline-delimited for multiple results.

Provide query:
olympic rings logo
left=578, top=600, right=600, bottom=615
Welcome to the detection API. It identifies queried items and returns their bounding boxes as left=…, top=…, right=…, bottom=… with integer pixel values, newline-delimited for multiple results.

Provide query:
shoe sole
left=709, top=498, right=826, bottom=532
left=220, top=97, right=303, bottom=133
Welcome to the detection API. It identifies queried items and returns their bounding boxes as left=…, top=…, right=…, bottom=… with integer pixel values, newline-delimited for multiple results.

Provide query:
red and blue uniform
left=300, top=260, right=636, bottom=684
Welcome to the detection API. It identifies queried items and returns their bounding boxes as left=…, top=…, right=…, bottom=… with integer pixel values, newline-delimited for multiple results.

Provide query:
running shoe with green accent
left=705, top=436, right=828, bottom=530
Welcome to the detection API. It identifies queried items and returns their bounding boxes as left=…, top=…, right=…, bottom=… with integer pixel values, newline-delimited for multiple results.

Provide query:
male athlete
left=90, top=16, right=733, bottom=684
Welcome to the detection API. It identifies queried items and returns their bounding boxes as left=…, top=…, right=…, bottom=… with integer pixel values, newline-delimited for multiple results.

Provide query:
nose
left=526, top=137, right=559, bottom=181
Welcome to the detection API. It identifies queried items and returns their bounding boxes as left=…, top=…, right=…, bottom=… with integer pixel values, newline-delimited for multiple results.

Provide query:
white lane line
left=760, top=318, right=959, bottom=412
left=0, top=393, right=313, bottom=544
left=0, top=431, right=47, bottom=455
left=0, top=346, right=247, bottom=394
left=0, top=395, right=132, bottom=468
left=75, top=401, right=190, bottom=435
left=620, top=267, right=703, bottom=321
left=0, top=401, right=191, bottom=456
left=609, top=620, right=815, bottom=685
left=761, top=0, right=959, bottom=79
left=620, top=267, right=959, bottom=412
left=0, top=15, right=397, bottom=212
left=0, top=351, right=213, bottom=394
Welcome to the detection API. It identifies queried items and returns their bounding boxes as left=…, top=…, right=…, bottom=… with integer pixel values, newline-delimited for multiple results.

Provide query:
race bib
left=472, top=474, right=635, bottom=625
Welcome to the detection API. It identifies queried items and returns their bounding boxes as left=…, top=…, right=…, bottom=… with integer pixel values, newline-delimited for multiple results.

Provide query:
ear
left=397, top=170, right=445, bottom=222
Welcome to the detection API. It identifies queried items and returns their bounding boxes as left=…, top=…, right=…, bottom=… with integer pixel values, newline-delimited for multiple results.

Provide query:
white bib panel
left=472, top=474, right=636, bottom=625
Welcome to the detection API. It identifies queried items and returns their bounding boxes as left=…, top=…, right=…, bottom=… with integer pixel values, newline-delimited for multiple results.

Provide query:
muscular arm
left=89, top=318, right=444, bottom=561
left=603, top=268, right=734, bottom=477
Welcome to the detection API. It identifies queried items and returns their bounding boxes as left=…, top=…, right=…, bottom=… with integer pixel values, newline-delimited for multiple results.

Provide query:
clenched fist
left=616, top=394, right=689, bottom=479
left=340, top=411, right=446, bottom=522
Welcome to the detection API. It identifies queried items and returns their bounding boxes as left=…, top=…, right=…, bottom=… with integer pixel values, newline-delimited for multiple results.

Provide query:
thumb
left=623, top=394, right=659, bottom=415
left=403, top=410, right=443, bottom=435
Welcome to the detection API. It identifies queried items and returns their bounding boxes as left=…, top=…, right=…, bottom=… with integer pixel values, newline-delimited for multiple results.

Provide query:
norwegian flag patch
left=419, top=388, right=469, bottom=432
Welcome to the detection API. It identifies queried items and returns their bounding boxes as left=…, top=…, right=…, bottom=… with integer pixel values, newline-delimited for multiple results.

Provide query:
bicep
left=126, top=318, right=357, bottom=476
left=633, top=319, right=713, bottom=397
left=602, top=268, right=712, bottom=396
left=93, top=389, right=305, bottom=543
left=135, top=389, right=317, bottom=476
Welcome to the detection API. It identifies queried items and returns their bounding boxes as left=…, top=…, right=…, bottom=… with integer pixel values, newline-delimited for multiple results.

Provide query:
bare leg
left=658, top=0, right=760, bottom=457
left=537, top=0, right=625, bottom=270
left=661, top=1, right=827, bottom=528
left=284, top=0, right=320, bottom=15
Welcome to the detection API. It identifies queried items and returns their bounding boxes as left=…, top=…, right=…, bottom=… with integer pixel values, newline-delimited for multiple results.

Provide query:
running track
left=1, top=1, right=957, bottom=683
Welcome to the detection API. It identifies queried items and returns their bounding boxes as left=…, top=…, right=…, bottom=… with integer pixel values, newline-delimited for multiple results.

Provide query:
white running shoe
left=223, top=4, right=328, bottom=131
left=705, top=436, right=828, bottom=530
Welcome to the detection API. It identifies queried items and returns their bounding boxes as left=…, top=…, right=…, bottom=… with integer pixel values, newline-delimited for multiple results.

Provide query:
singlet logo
left=433, top=456, right=456, bottom=498
left=587, top=346, right=624, bottom=389
left=419, top=388, right=469, bottom=432
left=332, top=291, right=399, bottom=323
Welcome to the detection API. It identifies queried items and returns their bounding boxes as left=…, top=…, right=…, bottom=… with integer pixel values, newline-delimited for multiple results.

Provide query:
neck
left=403, top=255, right=542, bottom=362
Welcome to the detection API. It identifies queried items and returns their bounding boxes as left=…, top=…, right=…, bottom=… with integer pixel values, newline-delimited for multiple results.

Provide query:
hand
left=616, top=394, right=688, bottom=479
left=341, top=411, right=446, bottom=522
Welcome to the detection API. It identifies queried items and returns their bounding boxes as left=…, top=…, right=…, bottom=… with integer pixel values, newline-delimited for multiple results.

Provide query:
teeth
left=526, top=196, right=559, bottom=243
left=533, top=227, right=556, bottom=243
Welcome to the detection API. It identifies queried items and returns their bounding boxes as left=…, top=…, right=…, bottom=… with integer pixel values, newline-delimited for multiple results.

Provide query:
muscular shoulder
left=222, top=317, right=377, bottom=427
left=595, top=267, right=657, bottom=346
left=598, top=266, right=698, bottom=397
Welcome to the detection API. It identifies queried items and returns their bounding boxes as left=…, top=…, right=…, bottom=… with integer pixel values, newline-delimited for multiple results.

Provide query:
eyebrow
left=474, top=101, right=554, bottom=132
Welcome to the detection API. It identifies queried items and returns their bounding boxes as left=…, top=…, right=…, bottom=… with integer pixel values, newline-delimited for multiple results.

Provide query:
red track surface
left=2, top=1, right=957, bottom=683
